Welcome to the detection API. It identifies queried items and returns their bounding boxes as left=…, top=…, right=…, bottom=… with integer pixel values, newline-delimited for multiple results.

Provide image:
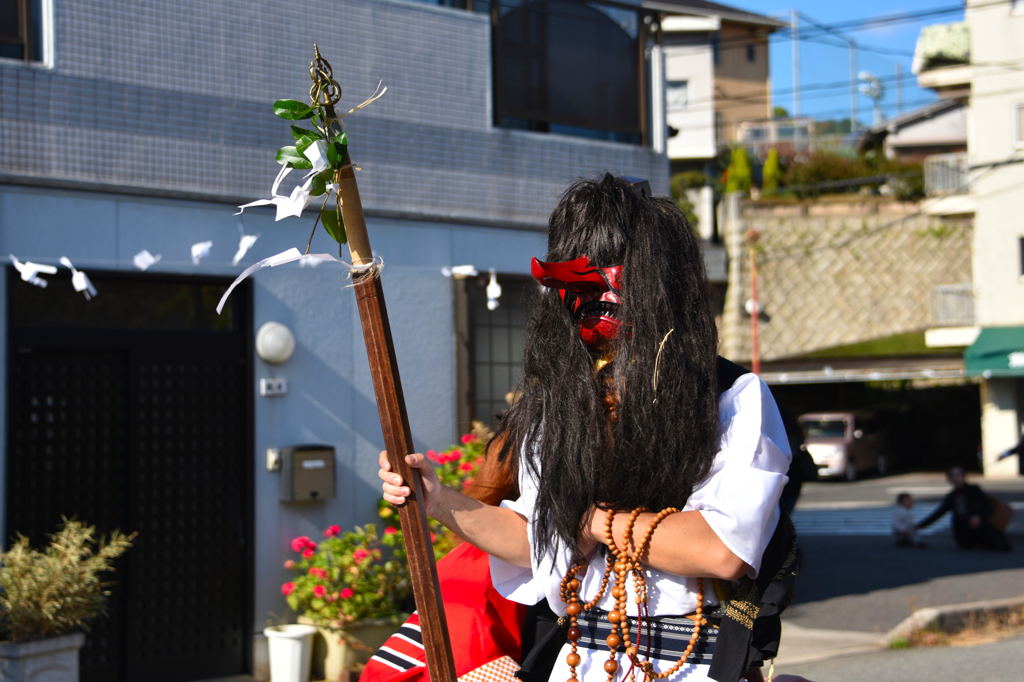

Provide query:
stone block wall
left=720, top=195, right=974, bottom=361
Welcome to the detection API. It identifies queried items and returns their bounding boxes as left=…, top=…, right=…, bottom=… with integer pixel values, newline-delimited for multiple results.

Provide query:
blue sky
left=729, top=0, right=965, bottom=124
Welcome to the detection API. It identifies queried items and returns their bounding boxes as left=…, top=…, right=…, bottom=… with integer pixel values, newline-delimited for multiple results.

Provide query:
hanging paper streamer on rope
left=10, top=254, right=57, bottom=288
left=59, top=257, right=98, bottom=300
left=232, top=234, right=260, bottom=266
left=215, top=247, right=382, bottom=315
left=441, top=265, right=479, bottom=278
left=191, top=241, right=213, bottom=265
left=486, top=269, right=502, bottom=311
left=133, top=249, right=161, bottom=270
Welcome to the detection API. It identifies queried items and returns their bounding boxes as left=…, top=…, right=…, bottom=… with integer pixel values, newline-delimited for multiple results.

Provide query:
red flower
left=429, top=532, right=437, bottom=544
left=308, top=566, right=326, bottom=579
left=323, top=525, right=341, bottom=538
left=459, top=461, right=474, bottom=471
left=460, top=433, right=477, bottom=444
left=302, top=548, right=315, bottom=559
left=442, top=450, right=462, bottom=464
left=339, top=587, right=355, bottom=599
left=290, top=536, right=313, bottom=552
left=313, top=585, right=327, bottom=598
left=462, top=478, right=475, bottom=489
left=281, top=582, right=296, bottom=596
left=384, top=527, right=398, bottom=535
left=426, top=449, right=440, bottom=463
left=353, top=548, right=370, bottom=562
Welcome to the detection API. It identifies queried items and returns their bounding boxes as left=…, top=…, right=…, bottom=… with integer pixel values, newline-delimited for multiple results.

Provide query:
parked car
left=798, top=411, right=889, bottom=481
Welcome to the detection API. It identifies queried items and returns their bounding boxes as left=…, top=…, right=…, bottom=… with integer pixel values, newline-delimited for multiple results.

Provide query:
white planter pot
left=264, top=624, right=317, bottom=682
left=0, top=632, right=86, bottom=682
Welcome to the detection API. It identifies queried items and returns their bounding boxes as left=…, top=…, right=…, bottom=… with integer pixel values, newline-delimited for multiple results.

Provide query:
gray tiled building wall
left=0, top=0, right=668, bottom=227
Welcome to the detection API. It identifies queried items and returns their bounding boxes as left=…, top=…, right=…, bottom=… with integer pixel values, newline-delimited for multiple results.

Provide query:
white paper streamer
left=10, top=254, right=57, bottom=288
left=232, top=234, right=260, bottom=266
left=191, top=241, right=213, bottom=265
left=486, top=269, right=502, bottom=311
left=133, top=249, right=161, bottom=270
left=216, top=247, right=379, bottom=315
left=235, top=142, right=331, bottom=222
left=59, top=256, right=98, bottom=300
left=441, top=264, right=479, bottom=278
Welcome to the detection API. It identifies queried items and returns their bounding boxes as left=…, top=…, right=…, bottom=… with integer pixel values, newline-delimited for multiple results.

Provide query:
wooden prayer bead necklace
left=561, top=507, right=706, bottom=682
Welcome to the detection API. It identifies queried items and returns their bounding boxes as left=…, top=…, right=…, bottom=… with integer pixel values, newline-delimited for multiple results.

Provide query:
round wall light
left=255, top=321, right=296, bottom=364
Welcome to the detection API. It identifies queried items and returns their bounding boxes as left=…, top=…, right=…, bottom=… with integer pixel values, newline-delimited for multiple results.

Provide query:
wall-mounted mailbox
left=280, top=444, right=336, bottom=502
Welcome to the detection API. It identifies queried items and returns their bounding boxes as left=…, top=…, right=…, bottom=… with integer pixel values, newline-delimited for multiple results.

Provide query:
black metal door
left=5, top=269, right=253, bottom=681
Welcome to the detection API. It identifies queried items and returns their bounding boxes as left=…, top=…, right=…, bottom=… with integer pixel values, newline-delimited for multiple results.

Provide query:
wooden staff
left=314, top=49, right=457, bottom=681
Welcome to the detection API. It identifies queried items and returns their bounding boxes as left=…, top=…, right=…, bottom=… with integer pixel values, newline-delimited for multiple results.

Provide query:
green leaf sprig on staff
left=270, top=95, right=351, bottom=247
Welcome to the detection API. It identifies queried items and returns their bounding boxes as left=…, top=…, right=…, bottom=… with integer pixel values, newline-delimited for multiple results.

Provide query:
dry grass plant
left=902, top=606, right=1024, bottom=649
left=0, top=519, right=134, bottom=642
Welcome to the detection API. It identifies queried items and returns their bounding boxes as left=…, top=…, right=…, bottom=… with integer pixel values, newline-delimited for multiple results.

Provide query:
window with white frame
left=0, top=0, right=46, bottom=62
left=666, top=80, right=689, bottom=111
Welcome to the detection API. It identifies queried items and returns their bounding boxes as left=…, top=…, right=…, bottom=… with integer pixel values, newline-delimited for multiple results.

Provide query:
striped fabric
left=575, top=612, right=717, bottom=666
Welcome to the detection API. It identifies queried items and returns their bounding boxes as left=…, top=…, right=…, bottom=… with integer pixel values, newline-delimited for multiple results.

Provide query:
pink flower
left=460, top=433, right=477, bottom=444
left=281, top=582, right=296, bottom=596
left=290, top=536, right=313, bottom=552
left=323, top=524, right=341, bottom=538
left=308, top=566, right=326, bottom=578
left=459, top=461, right=474, bottom=471
left=426, top=449, right=440, bottom=463
left=339, top=588, right=355, bottom=599
left=384, top=527, right=398, bottom=535
left=283, top=560, right=296, bottom=570
left=302, top=548, right=315, bottom=559
left=353, top=549, right=370, bottom=562
left=313, top=585, right=327, bottom=598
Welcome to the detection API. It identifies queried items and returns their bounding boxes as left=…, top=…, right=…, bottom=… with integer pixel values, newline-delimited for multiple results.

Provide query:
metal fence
left=924, top=152, right=969, bottom=195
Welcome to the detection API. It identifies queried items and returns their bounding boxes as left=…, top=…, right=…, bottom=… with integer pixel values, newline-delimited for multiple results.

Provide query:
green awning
left=965, top=326, right=1024, bottom=377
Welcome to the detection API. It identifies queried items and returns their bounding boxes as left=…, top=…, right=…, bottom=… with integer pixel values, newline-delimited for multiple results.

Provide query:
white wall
left=967, top=0, right=1024, bottom=327
left=664, top=34, right=717, bottom=161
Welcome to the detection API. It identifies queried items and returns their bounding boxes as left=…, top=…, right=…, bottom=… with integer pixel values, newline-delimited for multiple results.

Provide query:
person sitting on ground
left=915, top=466, right=1010, bottom=552
left=890, top=492, right=924, bottom=548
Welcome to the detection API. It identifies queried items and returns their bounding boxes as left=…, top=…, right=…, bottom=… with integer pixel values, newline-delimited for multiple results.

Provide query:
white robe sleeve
left=488, top=460, right=548, bottom=604
left=688, top=372, right=791, bottom=578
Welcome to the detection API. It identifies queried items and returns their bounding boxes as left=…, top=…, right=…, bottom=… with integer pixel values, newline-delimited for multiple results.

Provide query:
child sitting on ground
left=892, top=492, right=924, bottom=547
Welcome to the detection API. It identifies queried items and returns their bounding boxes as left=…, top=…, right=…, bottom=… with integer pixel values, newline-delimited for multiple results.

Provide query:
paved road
left=784, top=473, right=1024, bottom=634
left=776, top=633, right=1024, bottom=681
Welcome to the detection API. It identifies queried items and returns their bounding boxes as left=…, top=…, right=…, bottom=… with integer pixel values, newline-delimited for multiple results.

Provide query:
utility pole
left=791, top=9, right=800, bottom=117
left=896, top=62, right=904, bottom=115
left=746, top=229, right=761, bottom=375
left=798, top=12, right=859, bottom=131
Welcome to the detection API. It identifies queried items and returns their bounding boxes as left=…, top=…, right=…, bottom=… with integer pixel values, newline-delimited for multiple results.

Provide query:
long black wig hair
left=497, top=174, right=721, bottom=561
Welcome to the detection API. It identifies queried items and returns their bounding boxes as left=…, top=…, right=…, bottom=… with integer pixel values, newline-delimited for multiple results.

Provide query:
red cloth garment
left=362, top=542, right=525, bottom=682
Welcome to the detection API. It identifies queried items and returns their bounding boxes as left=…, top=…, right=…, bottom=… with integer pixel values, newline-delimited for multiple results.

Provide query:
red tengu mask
left=531, top=255, right=624, bottom=350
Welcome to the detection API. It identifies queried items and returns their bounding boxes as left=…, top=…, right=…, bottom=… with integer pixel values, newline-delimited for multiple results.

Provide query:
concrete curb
left=776, top=622, right=882, bottom=666
left=882, top=594, right=1024, bottom=645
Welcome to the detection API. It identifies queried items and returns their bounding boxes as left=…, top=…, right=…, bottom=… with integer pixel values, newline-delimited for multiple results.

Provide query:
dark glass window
left=462, top=275, right=534, bottom=429
left=0, top=0, right=43, bottom=62
left=493, top=0, right=644, bottom=144
left=746, top=43, right=756, bottom=62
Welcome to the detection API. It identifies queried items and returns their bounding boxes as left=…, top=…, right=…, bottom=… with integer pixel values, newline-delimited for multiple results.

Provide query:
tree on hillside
left=762, top=148, right=781, bottom=196
left=725, top=147, right=753, bottom=193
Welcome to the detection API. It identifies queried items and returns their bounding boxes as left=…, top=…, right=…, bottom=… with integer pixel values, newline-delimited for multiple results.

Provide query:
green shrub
left=782, top=150, right=874, bottom=198
left=0, top=519, right=134, bottom=642
left=762, top=148, right=782, bottom=196
left=669, top=171, right=704, bottom=233
left=725, top=147, right=753, bottom=193
left=885, top=160, right=925, bottom=201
